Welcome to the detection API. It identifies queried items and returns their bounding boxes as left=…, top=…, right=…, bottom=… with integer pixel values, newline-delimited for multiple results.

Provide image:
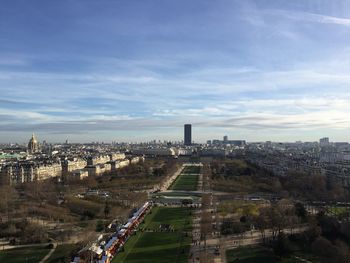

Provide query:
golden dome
left=29, top=133, right=37, bottom=144
left=28, top=133, right=39, bottom=153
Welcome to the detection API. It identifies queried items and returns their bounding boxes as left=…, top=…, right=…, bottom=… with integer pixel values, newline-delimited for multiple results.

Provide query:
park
left=168, top=165, right=201, bottom=191
left=112, top=206, right=193, bottom=263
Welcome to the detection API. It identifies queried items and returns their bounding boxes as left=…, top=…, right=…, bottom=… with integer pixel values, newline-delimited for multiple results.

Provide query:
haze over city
left=1, top=0, right=350, bottom=143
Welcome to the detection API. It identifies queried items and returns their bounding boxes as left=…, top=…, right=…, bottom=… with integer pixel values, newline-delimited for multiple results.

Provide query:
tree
left=305, top=217, right=322, bottom=244
left=273, top=232, right=292, bottom=257
left=295, top=202, right=307, bottom=221
left=0, top=185, right=18, bottom=222
left=311, top=237, right=336, bottom=260
left=277, top=200, right=298, bottom=234
left=268, top=206, right=285, bottom=240
left=317, top=214, right=341, bottom=239
left=104, top=201, right=110, bottom=219
left=341, top=222, right=350, bottom=241
left=254, top=208, right=269, bottom=244
left=201, top=210, right=212, bottom=247
left=95, top=220, right=104, bottom=232
left=221, top=220, right=246, bottom=235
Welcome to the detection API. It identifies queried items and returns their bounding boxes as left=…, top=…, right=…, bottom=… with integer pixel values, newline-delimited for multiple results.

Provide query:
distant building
left=62, top=158, right=87, bottom=177
left=87, top=155, right=110, bottom=166
left=116, top=159, right=130, bottom=169
left=85, top=163, right=111, bottom=177
left=71, top=169, right=89, bottom=180
left=110, top=153, right=125, bottom=161
left=200, top=148, right=227, bottom=157
left=212, top=139, right=221, bottom=145
left=229, top=140, right=246, bottom=147
left=184, top=124, right=192, bottom=146
left=35, top=162, right=62, bottom=181
left=320, top=137, right=330, bottom=147
left=132, top=148, right=176, bottom=156
left=28, top=133, right=39, bottom=154
left=130, top=156, right=142, bottom=164
left=2, top=160, right=62, bottom=185
left=178, top=148, right=193, bottom=156
left=212, top=138, right=246, bottom=147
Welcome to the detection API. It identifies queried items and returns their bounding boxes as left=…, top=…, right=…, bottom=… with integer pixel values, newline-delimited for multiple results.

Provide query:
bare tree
left=254, top=208, right=269, bottom=244
left=0, top=185, right=18, bottom=222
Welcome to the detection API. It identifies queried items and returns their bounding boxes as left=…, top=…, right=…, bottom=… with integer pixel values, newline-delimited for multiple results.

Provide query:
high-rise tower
left=184, top=124, right=192, bottom=146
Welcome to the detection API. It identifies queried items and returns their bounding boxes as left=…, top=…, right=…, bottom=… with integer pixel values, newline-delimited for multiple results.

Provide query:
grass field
left=119, top=232, right=190, bottom=263
left=327, top=206, right=350, bottom=217
left=0, top=246, right=50, bottom=263
left=226, top=246, right=320, bottom=263
left=147, top=207, right=192, bottom=231
left=182, top=166, right=201, bottom=174
left=153, top=191, right=200, bottom=197
left=46, top=244, right=81, bottom=263
left=226, top=246, right=276, bottom=263
left=112, top=206, right=192, bottom=263
left=169, top=166, right=200, bottom=191
left=169, top=173, right=199, bottom=191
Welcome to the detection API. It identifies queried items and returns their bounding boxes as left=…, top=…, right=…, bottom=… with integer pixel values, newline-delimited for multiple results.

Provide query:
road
left=0, top=242, right=51, bottom=251
left=190, top=225, right=308, bottom=263
left=189, top=165, right=223, bottom=263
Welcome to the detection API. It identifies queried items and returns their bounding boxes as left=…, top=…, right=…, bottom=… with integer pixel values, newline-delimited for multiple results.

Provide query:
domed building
left=28, top=133, right=39, bottom=154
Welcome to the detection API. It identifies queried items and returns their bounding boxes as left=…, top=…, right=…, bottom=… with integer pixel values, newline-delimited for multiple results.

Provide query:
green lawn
left=226, top=246, right=320, bottom=263
left=327, top=206, right=350, bottom=217
left=147, top=207, right=192, bottom=231
left=169, top=173, right=199, bottom=191
left=113, top=207, right=159, bottom=263
left=226, top=246, right=277, bottom=263
left=121, top=232, right=190, bottom=263
left=168, top=165, right=200, bottom=191
left=153, top=191, right=200, bottom=197
left=46, top=244, right=80, bottom=263
left=112, top=207, right=192, bottom=263
left=0, top=246, right=50, bottom=263
left=182, top=166, right=201, bottom=174
left=169, top=173, right=198, bottom=191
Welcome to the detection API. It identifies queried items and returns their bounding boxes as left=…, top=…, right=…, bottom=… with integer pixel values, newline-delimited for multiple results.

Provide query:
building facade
left=2, top=161, right=62, bottom=185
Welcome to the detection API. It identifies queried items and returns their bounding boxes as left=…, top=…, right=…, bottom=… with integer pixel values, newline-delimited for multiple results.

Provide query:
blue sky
left=1, top=0, right=350, bottom=143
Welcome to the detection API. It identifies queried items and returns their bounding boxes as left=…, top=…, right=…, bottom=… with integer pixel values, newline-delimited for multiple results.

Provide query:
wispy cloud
left=267, top=9, right=350, bottom=27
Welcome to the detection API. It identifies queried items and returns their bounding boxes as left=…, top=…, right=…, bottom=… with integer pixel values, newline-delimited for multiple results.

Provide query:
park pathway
left=160, top=165, right=183, bottom=191
left=39, top=242, right=57, bottom=263
left=188, top=164, right=223, bottom=263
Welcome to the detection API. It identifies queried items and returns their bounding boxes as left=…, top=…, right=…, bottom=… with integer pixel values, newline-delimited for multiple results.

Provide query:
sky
left=1, top=0, right=350, bottom=143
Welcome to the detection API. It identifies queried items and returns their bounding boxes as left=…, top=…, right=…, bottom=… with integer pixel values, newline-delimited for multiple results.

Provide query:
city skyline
left=0, top=130, right=344, bottom=145
left=1, top=1, right=350, bottom=142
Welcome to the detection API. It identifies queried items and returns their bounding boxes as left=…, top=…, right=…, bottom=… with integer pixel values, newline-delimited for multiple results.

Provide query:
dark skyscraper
left=184, top=124, right=192, bottom=146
